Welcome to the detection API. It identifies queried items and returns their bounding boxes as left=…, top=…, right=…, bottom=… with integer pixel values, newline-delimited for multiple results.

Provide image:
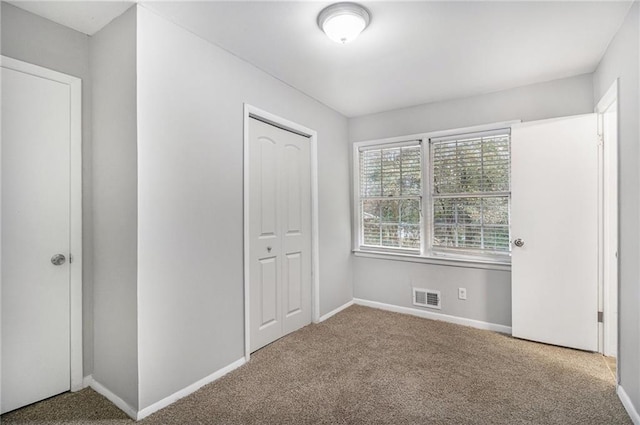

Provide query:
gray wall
left=350, top=74, right=594, bottom=142
left=349, top=74, right=594, bottom=327
left=90, top=6, right=138, bottom=410
left=0, top=1, right=94, bottom=376
left=593, top=1, right=640, bottom=415
left=136, top=5, right=351, bottom=409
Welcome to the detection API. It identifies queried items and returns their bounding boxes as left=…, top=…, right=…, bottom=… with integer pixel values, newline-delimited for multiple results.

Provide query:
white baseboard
left=318, top=300, right=354, bottom=322
left=136, top=357, right=246, bottom=420
left=618, top=384, right=640, bottom=424
left=82, top=375, right=93, bottom=389
left=353, top=298, right=512, bottom=334
left=83, top=357, right=245, bottom=421
left=84, top=375, right=138, bottom=420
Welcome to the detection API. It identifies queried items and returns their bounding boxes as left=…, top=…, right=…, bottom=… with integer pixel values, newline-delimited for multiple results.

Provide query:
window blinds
left=430, top=131, right=510, bottom=253
left=359, top=143, right=422, bottom=250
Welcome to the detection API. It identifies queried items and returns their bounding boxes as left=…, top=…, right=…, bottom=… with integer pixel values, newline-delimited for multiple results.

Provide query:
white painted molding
left=242, top=104, right=251, bottom=362
left=353, top=298, right=512, bottom=334
left=595, top=78, right=619, bottom=360
left=136, top=357, right=246, bottom=420
left=86, top=358, right=246, bottom=421
left=82, top=375, right=93, bottom=389
left=318, top=300, right=354, bottom=323
left=618, top=385, right=640, bottom=425
left=353, top=250, right=511, bottom=272
left=84, top=376, right=138, bottom=420
left=595, top=79, right=618, bottom=113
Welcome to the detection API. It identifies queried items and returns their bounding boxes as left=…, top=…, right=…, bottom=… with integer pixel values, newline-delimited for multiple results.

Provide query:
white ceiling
left=7, top=1, right=633, bottom=117
left=7, top=1, right=134, bottom=35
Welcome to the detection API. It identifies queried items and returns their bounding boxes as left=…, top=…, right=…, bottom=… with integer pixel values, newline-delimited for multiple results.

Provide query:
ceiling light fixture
left=318, top=2, right=371, bottom=44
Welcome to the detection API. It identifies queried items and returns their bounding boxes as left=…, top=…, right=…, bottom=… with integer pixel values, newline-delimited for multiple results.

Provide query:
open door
left=1, top=58, right=82, bottom=413
left=511, top=114, right=598, bottom=352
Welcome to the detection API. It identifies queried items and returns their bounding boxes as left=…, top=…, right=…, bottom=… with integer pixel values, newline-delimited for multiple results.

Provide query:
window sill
left=352, top=249, right=511, bottom=271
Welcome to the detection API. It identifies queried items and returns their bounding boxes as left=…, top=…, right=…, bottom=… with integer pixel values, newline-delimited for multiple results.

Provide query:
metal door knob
left=51, top=254, right=66, bottom=266
left=513, top=239, right=525, bottom=248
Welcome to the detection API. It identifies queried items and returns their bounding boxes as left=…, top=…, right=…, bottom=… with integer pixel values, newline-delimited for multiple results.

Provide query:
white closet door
left=249, top=118, right=311, bottom=352
left=511, top=114, right=598, bottom=352
left=2, top=67, right=72, bottom=413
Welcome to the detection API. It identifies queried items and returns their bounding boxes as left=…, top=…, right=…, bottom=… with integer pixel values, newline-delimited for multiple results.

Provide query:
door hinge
left=69, top=253, right=73, bottom=264
left=598, top=311, right=604, bottom=323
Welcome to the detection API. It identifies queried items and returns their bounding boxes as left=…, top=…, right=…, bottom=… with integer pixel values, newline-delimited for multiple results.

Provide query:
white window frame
left=352, top=121, right=520, bottom=271
left=356, top=139, right=423, bottom=255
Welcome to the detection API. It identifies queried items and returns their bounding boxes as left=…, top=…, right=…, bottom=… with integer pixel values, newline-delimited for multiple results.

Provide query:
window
left=430, top=131, right=511, bottom=255
left=354, top=125, right=512, bottom=264
left=359, top=142, right=422, bottom=251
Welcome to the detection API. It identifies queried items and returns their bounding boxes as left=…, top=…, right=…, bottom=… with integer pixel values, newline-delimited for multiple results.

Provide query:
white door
left=1, top=67, right=72, bottom=413
left=511, top=114, right=598, bottom=352
left=248, top=118, right=311, bottom=352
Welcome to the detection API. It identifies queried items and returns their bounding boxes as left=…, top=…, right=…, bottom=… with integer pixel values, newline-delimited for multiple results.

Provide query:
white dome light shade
left=318, top=3, right=371, bottom=44
left=323, top=14, right=366, bottom=44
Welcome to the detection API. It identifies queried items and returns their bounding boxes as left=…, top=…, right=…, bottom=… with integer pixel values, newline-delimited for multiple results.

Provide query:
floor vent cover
left=413, top=288, right=441, bottom=310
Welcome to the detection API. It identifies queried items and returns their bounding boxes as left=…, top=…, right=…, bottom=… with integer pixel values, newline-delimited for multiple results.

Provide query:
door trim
left=595, top=79, right=619, bottom=362
left=243, top=104, right=319, bottom=361
left=1, top=56, right=83, bottom=391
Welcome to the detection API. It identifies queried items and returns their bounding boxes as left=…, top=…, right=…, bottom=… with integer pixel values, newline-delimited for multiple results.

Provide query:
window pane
left=359, top=143, right=422, bottom=251
left=433, top=225, right=455, bottom=248
left=362, top=200, right=381, bottom=246
left=401, top=199, right=420, bottom=223
left=433, top=198, right=481, bottom=225
left=361, top=198, right=420, bottom=250
left=363, top=199, right=381, bottom=219
left=363, top=223, right=381, bottom=246
left=360, top=145, right=421, bottom=198
left=457, top=225, right=482, bottom=248
left=482, top=196, right=510, bottom=251
left=360, top=150, right=381, bottom=197
left=483, top=226, right=510, bottom=251
left=482, top=197, right=509, bottom=226
left=432, top=135, right=509, bottom=195
left=380, top=199, right=400, bottom=223
left=432, top=196, right=510, bottom=252
left=401, top=146, right=422, bottom=196
left=381, top=224, right=399, bottom=247
left=457, top=139, right=482, bottom=193
left=431, top=131, right=510, bottom=255
left=400, top=199, right=420, bottom=249
left=381, top=148, right=401, bottom=197
left=432, top=141, right=458, bottom=194
left=482, top=136, right=510, bottom=192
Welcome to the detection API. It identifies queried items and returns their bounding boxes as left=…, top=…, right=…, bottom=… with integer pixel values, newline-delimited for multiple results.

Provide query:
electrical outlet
left=458, top=287, right=467, bottom=300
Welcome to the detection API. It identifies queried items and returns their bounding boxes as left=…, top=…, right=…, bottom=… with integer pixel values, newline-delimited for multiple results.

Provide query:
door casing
left=595, top=80, right=619, bottom=362
left=243, top=104, right=320, bottom=361
left=0, top=55, right=83, bottom=395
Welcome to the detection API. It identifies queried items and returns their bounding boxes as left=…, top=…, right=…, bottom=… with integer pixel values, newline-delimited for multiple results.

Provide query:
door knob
left=51, top=254, right=66, bottom=266
left=513, top=239, right=525, bottom=248
left=267, top=246, right=272, bottom=253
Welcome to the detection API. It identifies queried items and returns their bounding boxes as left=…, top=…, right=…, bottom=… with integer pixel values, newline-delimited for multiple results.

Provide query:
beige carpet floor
left=2, top=305, right=631, bottom=424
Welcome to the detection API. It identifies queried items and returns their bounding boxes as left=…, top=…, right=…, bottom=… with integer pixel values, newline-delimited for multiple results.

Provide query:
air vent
left=413, top=288, right=441, bottom=310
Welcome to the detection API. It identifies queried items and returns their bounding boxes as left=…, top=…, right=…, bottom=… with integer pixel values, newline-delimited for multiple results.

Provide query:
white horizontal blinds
left=431, top=130, right=510, bottom=253
left=359, top=143, right=421, bottom=250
